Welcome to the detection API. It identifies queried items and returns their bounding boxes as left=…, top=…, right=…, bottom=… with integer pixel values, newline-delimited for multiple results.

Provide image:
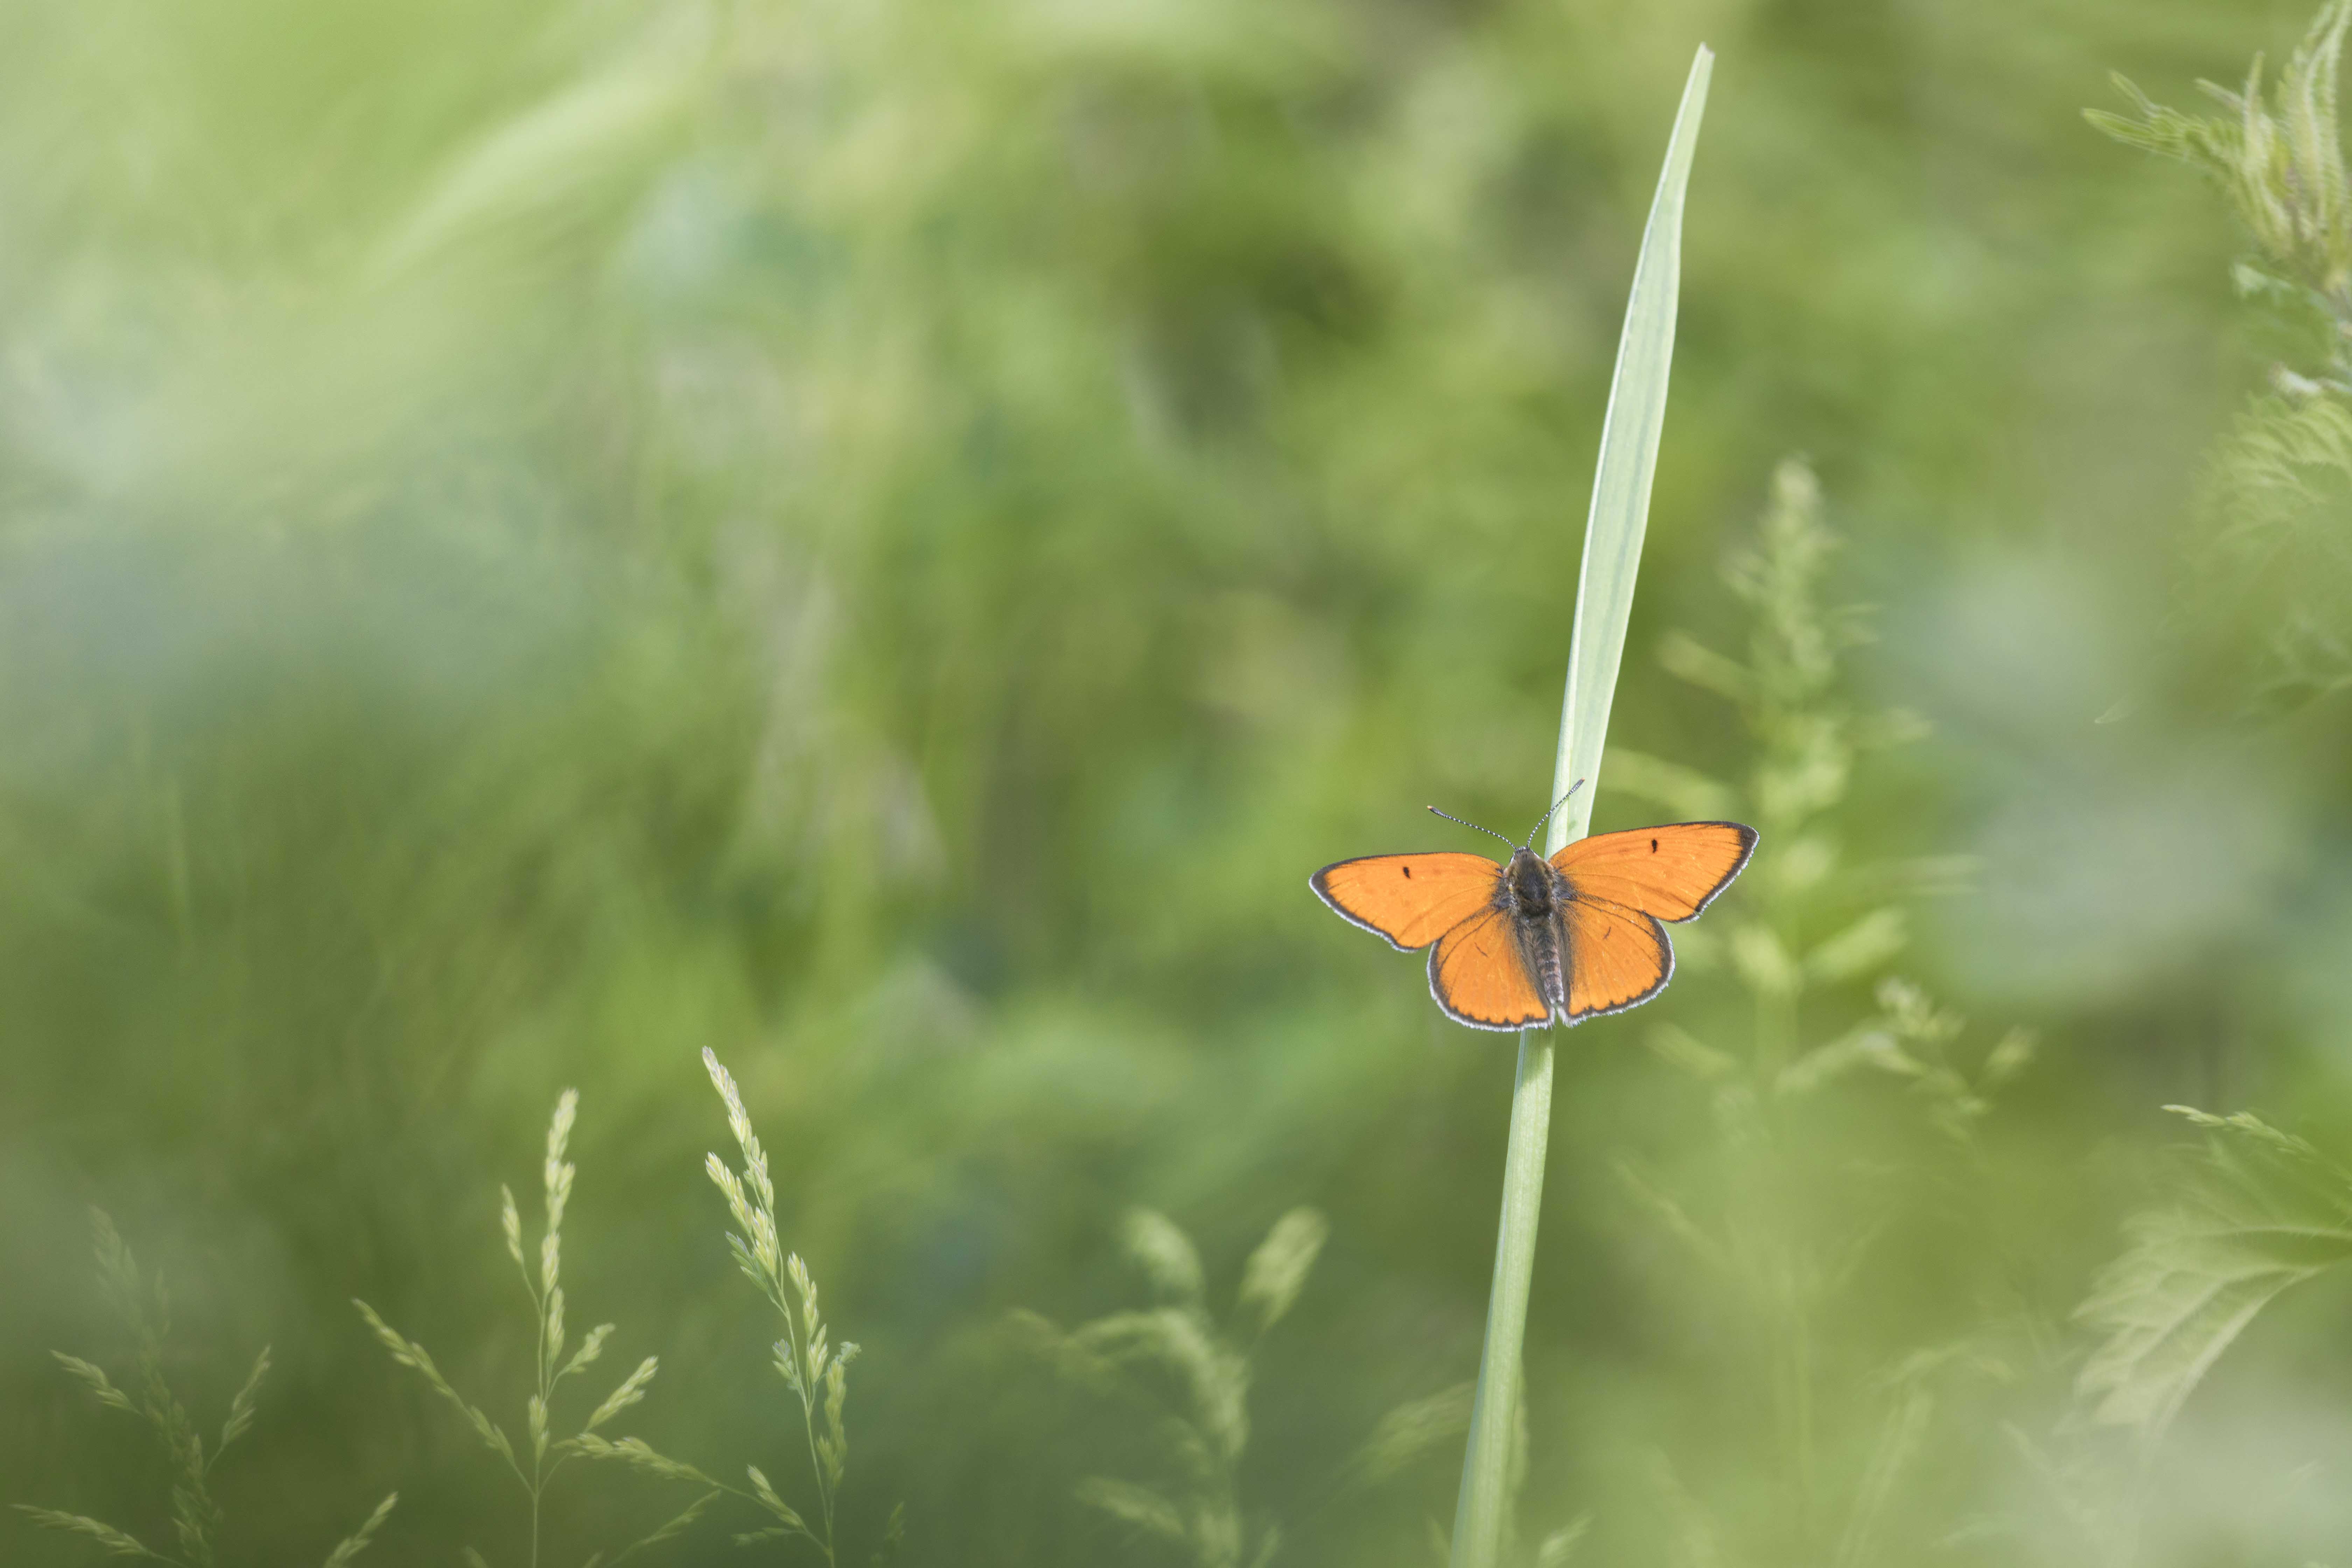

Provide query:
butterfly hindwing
left=1428, top=906, right=1553, bottom=1030
left=1561, top=896, right=1673, bottom=1022
left=1311, top=852, right=1504, bottom=952
left=1550, top=822, right=1757, bottom=922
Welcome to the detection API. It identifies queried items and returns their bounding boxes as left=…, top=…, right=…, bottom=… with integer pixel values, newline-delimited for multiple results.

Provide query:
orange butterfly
left=1312, top=786, right=1756, bottom=1030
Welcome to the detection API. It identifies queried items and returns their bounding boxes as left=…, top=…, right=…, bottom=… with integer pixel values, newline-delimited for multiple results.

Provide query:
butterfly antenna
left=1427, top=806, right=1518, bottom=849
left=1525, top=778, right=1588, bottom=848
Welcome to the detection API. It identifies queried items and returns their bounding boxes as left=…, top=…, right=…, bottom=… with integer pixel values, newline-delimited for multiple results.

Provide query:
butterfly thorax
left=1502, top=847, right=1561, bottom=917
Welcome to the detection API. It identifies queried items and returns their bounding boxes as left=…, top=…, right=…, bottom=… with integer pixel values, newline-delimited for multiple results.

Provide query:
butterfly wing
left=1560, top=897, right=1673, bottom=1022
left=1311, top=852, right=1504, bottom=951
left=1428, top=906, right=1552, bottom=1030
left=1549, top=822, right=1757, bottom=922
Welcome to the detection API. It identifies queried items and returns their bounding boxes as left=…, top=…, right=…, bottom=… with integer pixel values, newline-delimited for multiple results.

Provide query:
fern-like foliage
left=15, top=1211, right=397, bottom=1568
left=2088, top=1, right=2352, bottom=316
left=2194, top=390, right=2352, bottom=710
left=1618, top=459, right=2010, bottom=1118
left=2077, top=1107, right=2352, bottom=1442
left=2089, top=0, right=2352, bottom=710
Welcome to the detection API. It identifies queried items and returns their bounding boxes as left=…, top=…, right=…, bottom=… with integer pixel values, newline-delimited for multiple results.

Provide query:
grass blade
left=1548, top=47, right=1713, bottom=854
left=1449, top=44, right=1712, bottom=1568
left=320, top=1493, right=398, bottom=1568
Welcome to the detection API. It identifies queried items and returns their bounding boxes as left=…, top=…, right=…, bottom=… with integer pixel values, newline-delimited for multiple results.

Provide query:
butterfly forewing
left=1428, top=907, right=1553, bottom=1030
left=1311, top=851, right=1504, bottom=952
left=1561, top=898, right=1673, bottom=1022
left=1550, top=822, right=1756, bottom=922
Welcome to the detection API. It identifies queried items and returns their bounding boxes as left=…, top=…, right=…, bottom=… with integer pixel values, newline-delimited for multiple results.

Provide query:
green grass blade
left=1548, top=46, right=1714, bottom=856
left=1449, top=1036, right=1557, bottom=1568
left=1449, top=45, right=1712, bottom=1568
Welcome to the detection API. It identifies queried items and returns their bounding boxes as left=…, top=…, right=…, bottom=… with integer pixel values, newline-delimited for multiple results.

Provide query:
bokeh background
left=6, top=0, right=2352, bottom=1563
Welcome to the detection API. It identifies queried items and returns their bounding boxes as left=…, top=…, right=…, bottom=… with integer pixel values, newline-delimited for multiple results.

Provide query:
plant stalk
left=1447, top=45, right=1711, bottom=1568
left=1448, top=1033, right=1556, bottom=1568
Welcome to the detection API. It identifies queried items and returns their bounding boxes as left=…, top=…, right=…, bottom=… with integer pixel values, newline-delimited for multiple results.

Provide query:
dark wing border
left=1556, top=820, right=1758, bottom=923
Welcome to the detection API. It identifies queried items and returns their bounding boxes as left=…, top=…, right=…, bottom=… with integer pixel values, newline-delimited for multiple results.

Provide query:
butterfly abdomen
left=1489, top=849, right=1571, bottom=1022
left=1511, top=915, right=1568, bottom=1022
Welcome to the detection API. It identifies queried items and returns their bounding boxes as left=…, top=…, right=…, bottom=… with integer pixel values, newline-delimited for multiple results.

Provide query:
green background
left=4, top=0, right=2347, bottom=1562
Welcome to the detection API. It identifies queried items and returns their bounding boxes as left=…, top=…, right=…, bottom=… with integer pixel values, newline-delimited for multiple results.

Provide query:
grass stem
left=1447, top=44, right=1712, bottom=1568
left=1448, top=1035, right=1556, bottom=1566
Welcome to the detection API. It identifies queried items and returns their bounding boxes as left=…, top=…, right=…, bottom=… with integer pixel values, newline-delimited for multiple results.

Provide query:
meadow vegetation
left=12, top=0, right=2352, bottom=1565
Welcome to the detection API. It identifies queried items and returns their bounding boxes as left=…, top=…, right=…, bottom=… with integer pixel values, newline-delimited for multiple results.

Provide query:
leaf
left=1728, top=923, right=1799, bottom=997
left=352, top=1300, right=517, bottom=1470
left=1643, top=1023, right=1738, bottom=1082
left=869, top=1501, right=907, bottom=1567
left=1346, top=1383, right=1474, bottom=1487
left=746, top=1465, right=808, bottom=1530
left=2077, top=1108, right=2352, bottom=1440
left=1803, top=908, right=1908, bottom=983
left=1875, top=976, right=1961, bottom=1045
left=2165, top=1104, right=2332, bottom=1158
left=559, top=1323, right=615, bottom=1385
left=501, top=1185, right=526, bottom=1273
left=821, top=1352, right=852, bottom=1491
left=1613, top=1162, right=1728, bottom=1274
left=14, top=1507, right=168, bottom=1559
left=218, top=1346, right=271, bottom=1453
left=1656, top=632, right=1754, bottom=705
left=1536, top=1514, right=1593, bottom=1567
left=1777, top=1026, right=1918, bottom=1098
left=1069, top=1307, right=1250, bottom=1462
left=610, top=1490, right=720, bottom=1564
left=321, top=1493, right=399, bottom=1568
left=1598, top=749, right=1737, bottom=821
left=1121, top=1209, right=1204, bottom=1304
left=1237, top=1208, right=1327, bottom=1335
left=170, top=1469, right=216, bottom=1567
left=1833, top=1389, right=1930, bottom=1568
left=1544, top=48, right=1713, bottom=848
left=374, top=42, right=701, bottom=277
left=1647, top=1450, right=1725, bottom=1568
left=52, top=1352, right=136, bottom=1414
left=581, top=1355, right=658, bottom=1433
left=563, top=1434, right=718, bottom=1488
left=1074, top=1477, right=1190, bottom=1546
left=89, top=1210, right=161, bottom=1343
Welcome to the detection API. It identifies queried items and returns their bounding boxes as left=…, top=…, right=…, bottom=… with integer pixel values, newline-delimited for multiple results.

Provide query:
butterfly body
left=1501, top=845, right=1562, bottom=917
left=1495, top=847, right=1570, bottom=1017
left=1313, top=819, right=1756, bottom=1031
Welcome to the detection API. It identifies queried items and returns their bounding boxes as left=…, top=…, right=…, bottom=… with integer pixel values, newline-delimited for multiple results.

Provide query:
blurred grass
left=8, top=0, right=2352, bottom=1564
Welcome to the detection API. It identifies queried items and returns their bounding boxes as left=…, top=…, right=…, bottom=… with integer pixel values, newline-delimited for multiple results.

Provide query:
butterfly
left=1311, top=784, right=1756, bottom=1030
